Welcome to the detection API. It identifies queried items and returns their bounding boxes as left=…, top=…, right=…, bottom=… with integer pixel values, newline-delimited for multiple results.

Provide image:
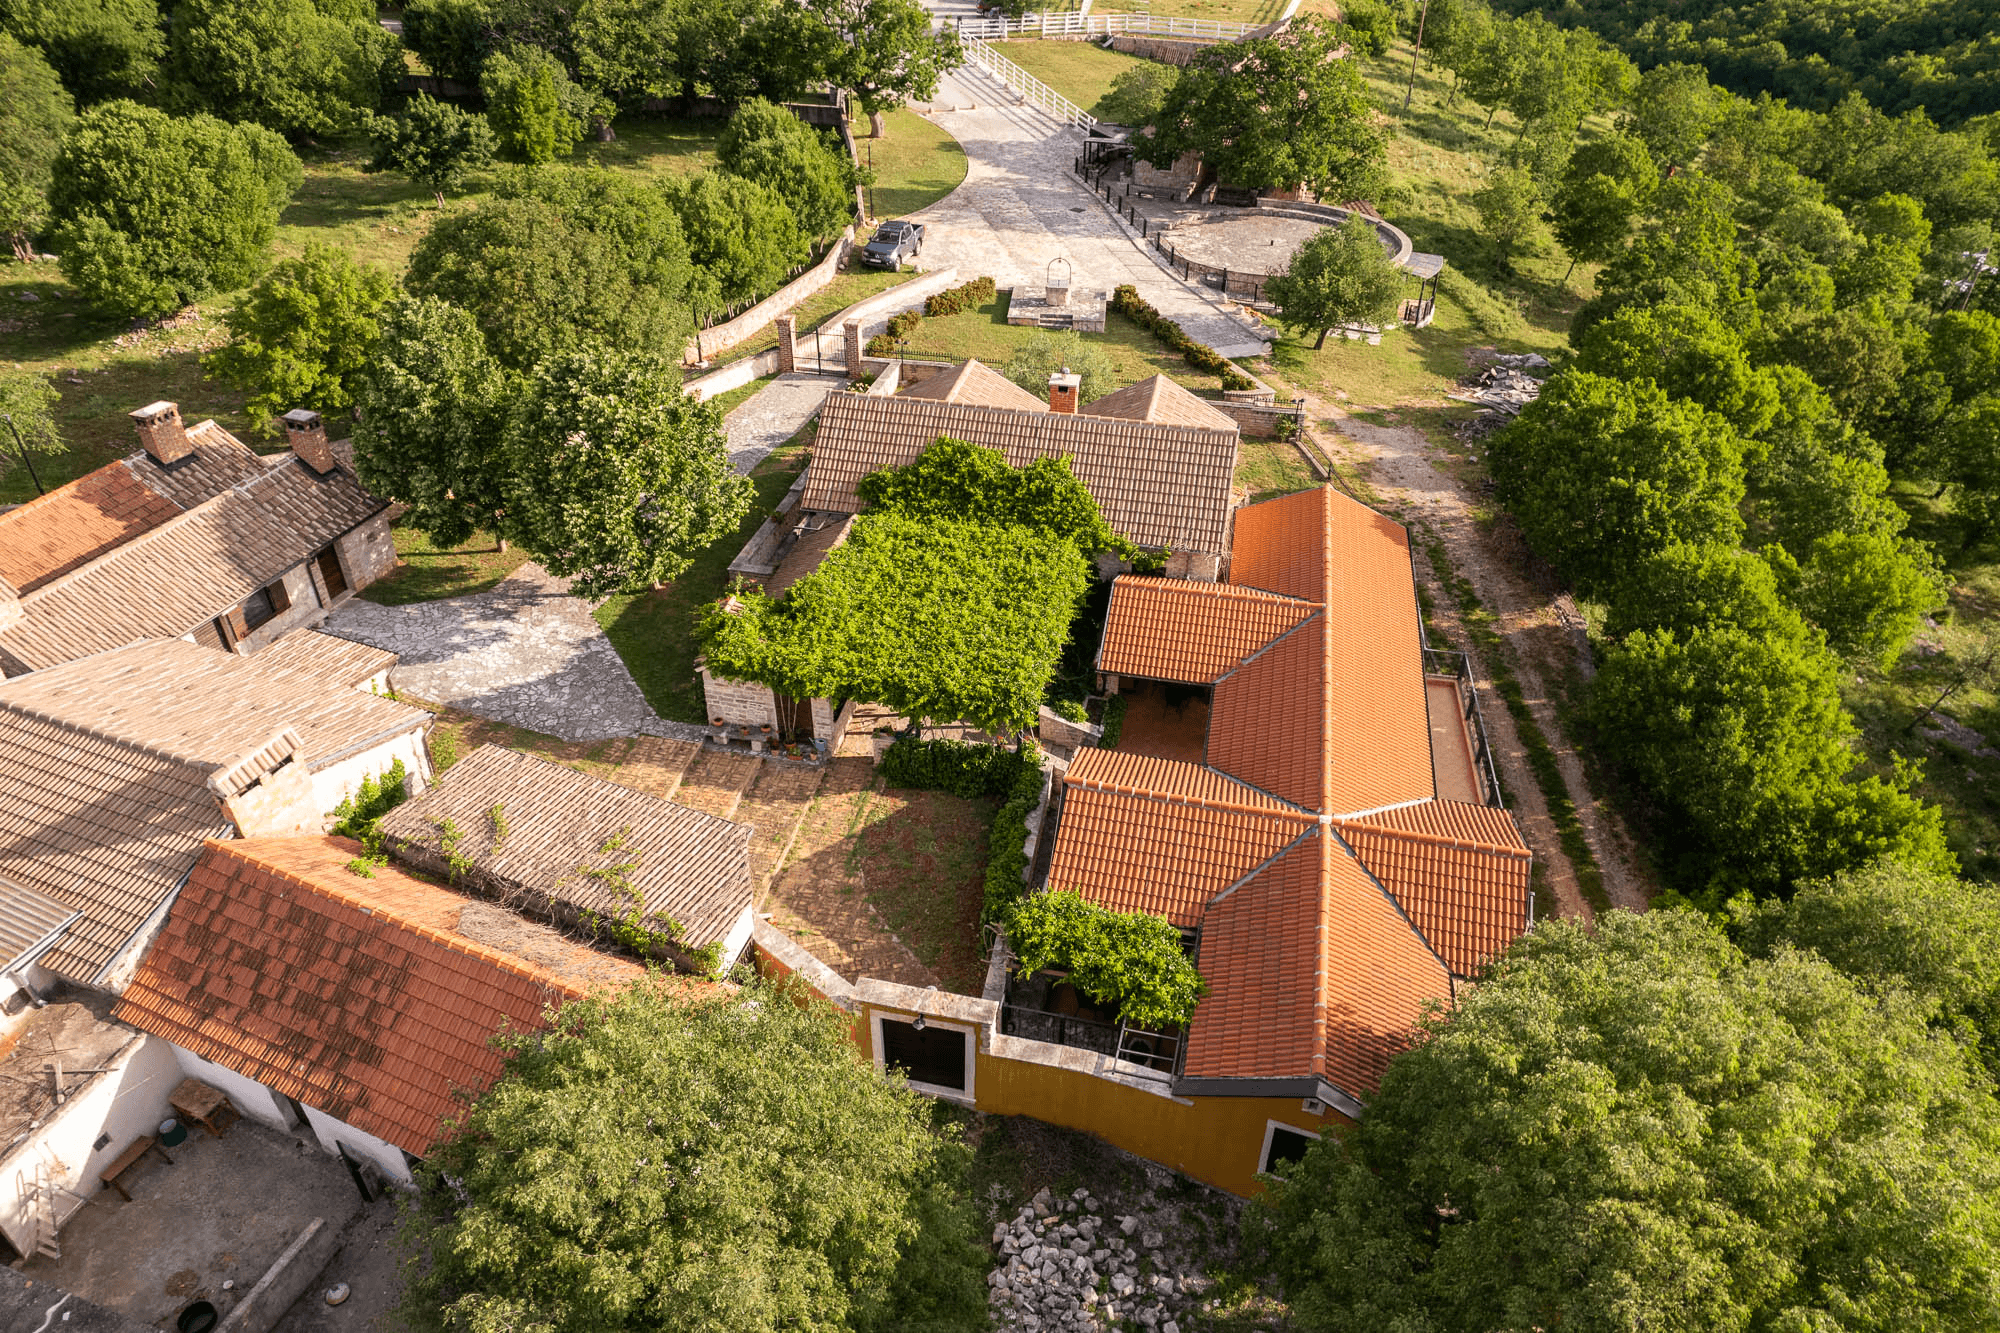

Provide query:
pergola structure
left=1402, top=252, right=1445, bottom=327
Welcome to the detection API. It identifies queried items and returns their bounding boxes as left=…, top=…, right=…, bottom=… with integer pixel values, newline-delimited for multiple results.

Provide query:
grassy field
left=361, top=528, right=533, bottom=606
left=595, top=435, right=811, bottom=724
left=892, top=295, right=1233, bottom=398
left=986, top=38, right=1152, bottom=118
left=861, top=107, right=970, bottom=219
left=1087, top=0, right=1289, bottom=24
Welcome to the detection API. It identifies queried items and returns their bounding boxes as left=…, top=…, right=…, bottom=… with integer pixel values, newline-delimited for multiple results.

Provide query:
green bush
left=982, top=749, right=1047, bottom=926
left=923, top=275, right=996, bottom=317
left=1111, top=283, right=1243, bottom=386
left=1007, top=888, right=1206, bottom=1030
left=867, top=306, right=925, bottom=356
left=330, top=758, right=410, bottom=854
left=1050, top=698, right=1089, bottom=723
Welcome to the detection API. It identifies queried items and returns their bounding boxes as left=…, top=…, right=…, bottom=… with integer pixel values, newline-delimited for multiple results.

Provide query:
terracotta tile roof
left=1079, top=375, right=1238, bottom=431
left=0, top=464, right=182, bottom=594
left=1336, top=811, right=1531, bottom=979
left=0, top=640, right=431, bottom=983
left=113, top=836, right=656, bottom=1157
left=128, top=419, right=281, bottom=508
left=1346, top=799, right=1529, bottom=852
left=764, top=515, right=854, bottom=599
left=377, top=745, right=755, bottom=951
left=252, top=630, right=398, bottom=689
left=1096, top=577, right=1318, bottom=684
left=1207, top=614, right=1328, bottom=809
left=1065, top=747, right=1301, bottom=812
left=900, top=359, right=1048, bottom=411
left=803, top=391, right=1240, bottom=555
left=0, top=422, right=386, bottom=672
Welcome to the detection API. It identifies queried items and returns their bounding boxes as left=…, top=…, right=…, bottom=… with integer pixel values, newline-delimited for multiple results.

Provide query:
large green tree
left=0, top=31, right=72, bottom=261
left=1490, top=371, right=1746, bottom=593
left=481, top=44, right=592, bottom=163
left=1548, top=132, right=1657, bottom=286
left=818, top=0, right=960, bottom=139
left=1001, top=330, right=1117, bottom=407
left=49, top=99, right=301, bottom=318
left=205, top=241, right=394, bottom=422
left=716, top=98, right=855, bottom=241
left=1264, top=216, right=1405, bottom=348
left=0, top=0, right=162, bottom=103
left=1623, top=60, right=1722, bottom=170
left=500, top=347, right=751, bottom=596
left=666, top=170, right=806, bottom=319
left=399, top=975, right=987, bottom=1333
left=368, top=94, right=497, bottom=204
left=1251, top=909, right=2000, bottom=1333
left=1136, top=16, right=1385, bottom=198
left=163, top=0, right=394, bottom=136
left=1573, top=301, right=1780, bottom=436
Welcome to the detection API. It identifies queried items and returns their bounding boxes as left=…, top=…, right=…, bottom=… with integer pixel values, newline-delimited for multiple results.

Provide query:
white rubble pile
left=1447, top=364, right=1545, bottom=416
left=986, top=1186, right=1208, bottom=1332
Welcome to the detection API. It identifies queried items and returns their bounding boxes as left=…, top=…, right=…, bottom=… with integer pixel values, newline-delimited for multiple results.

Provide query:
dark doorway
left=190, top=617, right=227, bottom=652
left=880, top=1019, right=967, bottom=1091
left=1262, top=1125, right=1317, bottom=1175
left=317, top=547, right=348, bottom=599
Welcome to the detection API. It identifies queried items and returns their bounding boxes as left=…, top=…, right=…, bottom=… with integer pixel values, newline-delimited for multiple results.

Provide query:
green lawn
left=984, top=38, right=1152, bottom=118
left=1088, top=0, right=1288, bottom=22
left=713, top=265, right=916, bottom=366
left=700, top=372, right=779, bottom=418
left=893, top=295, right=1233, bottom=398
left=860, top=107, right=969, bottom=219
left=596, top=437, right=811, bottom=723
left=362, top=526, right=534, bottom=605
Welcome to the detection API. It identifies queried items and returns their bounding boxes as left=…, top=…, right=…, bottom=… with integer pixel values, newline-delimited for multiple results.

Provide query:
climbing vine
left=1007, top=888, right=1206, bottom=1030
left=570, top=828, right=725, bottom=974
left=857, top=437, right=1131, bottom=560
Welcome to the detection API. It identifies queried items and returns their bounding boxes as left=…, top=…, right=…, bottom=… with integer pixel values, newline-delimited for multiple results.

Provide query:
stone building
left=0, top=403, right=395, bottom=677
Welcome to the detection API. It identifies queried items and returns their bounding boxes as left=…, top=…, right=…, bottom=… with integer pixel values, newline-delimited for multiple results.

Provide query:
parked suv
left=860, top=220, right=926, bottom=270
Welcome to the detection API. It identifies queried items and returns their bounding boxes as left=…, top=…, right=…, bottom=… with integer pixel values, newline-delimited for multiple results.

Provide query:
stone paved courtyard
left=323, top=563, right=704, bottom=744
left=722, top=371, right=838, bottom=473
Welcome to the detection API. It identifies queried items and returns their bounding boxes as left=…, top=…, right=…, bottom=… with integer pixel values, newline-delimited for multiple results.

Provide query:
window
left=239, top=580, right=291, bottom=632
left=872, top=1013, right=975, bottom=1100
left=1260, top=1121, right=1320, bottom=1175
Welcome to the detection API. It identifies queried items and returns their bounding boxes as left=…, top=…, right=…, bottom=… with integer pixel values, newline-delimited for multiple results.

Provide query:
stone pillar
left=776, top=314, right=797, bottom=373
left=844, top=319, right=863, bottom=379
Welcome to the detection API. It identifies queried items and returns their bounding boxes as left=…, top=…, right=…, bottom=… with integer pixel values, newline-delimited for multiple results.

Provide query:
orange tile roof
left=114, top=836, right=658, bottom=1157
left=900, top=359, right=1048, bottom=411
left=1208, top=614, right=1328, bottom=809
left=1065, top=747, right=1300, bottom=812
left=0, top=463, right=182, bottom=593
left=1080, top=375, right=1239, bottom=431
left=1336, top=813, right=1531, bottom=979
left=1096, top=577, right=1318, bottom=684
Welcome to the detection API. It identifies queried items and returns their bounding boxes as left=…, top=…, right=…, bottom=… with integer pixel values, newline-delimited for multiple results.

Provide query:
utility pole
left=1403, top=0, right=1430, bottom=112
left=2, top=413, right=46, bottom=497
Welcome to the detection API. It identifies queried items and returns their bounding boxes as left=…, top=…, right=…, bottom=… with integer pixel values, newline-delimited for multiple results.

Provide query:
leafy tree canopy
left=499, top=346, right=751, bottom=597
left=368, top=94, right=497, bottom=204
left=397, top=0, right=489, bottom=85
left=205, top=240, right=394, bottom=422
left=1008, top=888, right=1206, bottom=1030
left=1573, top=301, right=1780, bottom=437
left=0, top=0, right=162, bottom=103
left=405, top=185, right=693, bottom=370
left=481, top=44, right=592, bottom=164
left=164, top=0, right=394, bottom=136
left=400, top=974, right=984, bottom=1333
left=351, top=294, right=510, bottom=549
left=1491, top=370, right=1746, bottom=593
left=1250, top=908, right=2000, bottom=1333
left=1264, top=216, right=1405, bottom=349
left=49, top=99, right=301, bottom=318
left=1770, top=530, right=1944, bottom=665
left=821, top=0, right=961, bottom=133
left=700, top=512, right=1090, bottom=735
left=1575, top=171, right=1755, bottom=337
left=717, top=98, right=855, bottom=241
left=0, top=369, right=65, bottom=489
left=1469, top=164, right=1546, bottom=266
left=0, top=31, right=72, bottom=260
left=1623, top=60, right=1721, bottom=169
left=1137, top=16, right=1386, bottom=198
left=665, top=170, right=806, bottom=319
left=856, top=436, right=1128, bottom=559
left=1000, top=330, right=1118, bottom=408
left=1097, top=61, right=1179, bottom=128
left=1548, top=131, right=1657, bottom=280
left=1602, top=541, right=1802, bottom=645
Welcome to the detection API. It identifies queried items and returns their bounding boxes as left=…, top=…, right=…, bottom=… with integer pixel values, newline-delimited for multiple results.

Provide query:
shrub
left=1050, top=698, right=1089, bottom=723
left=923, top=275, right=996, bottom=317
left=1004, top=329, right=1117, bottom=403
left=1221, top=367, right=1255, bottom=391
left=1007, top=888, right=1207, bottom=1030
left=982, top=749, right=1047, bottom=925
left=330, top=758, right=410, bottom=855
left=1110, top=283, right=1245, bottom=387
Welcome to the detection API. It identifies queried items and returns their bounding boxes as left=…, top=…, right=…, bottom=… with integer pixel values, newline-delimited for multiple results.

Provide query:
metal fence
left=1423, top=647, right=1506, bottom=808
left=962, top=35, right=1098, bottom=133
left=1000, top=1004, right=1182, bottom=1075
left=953, top=10, right=1267, bottom=40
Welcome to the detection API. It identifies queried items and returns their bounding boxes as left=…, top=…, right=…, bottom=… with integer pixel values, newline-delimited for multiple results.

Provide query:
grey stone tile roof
left=377, top=745, right=755, bottom=951
left=0, top=421, right=387, bottom=671
left=803, top=390, right=1241, bottom=555
left=253, top=629, right=398, bottom=689
left=0, top=638, right=433, bottom=982
left=0, top=878, right=80, bottom=975
left=899, top=359, right=1048, bottom=411
left=1080, top=374, right=1239, bottom=432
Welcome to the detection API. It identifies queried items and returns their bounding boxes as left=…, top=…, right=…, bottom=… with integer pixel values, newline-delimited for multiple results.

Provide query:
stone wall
left=337, top=509, right=398, bottom=589
left=1107, top=35, right=1210, bottom=65
left=684, top=229, right=855, bottom=364
left=701, top=668, right=782, bottom=729
left=683, top=347, right=784, bottom=403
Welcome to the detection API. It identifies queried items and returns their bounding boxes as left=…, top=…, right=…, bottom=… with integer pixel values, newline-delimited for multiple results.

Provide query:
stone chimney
left=1048, top=369, right=1081, bottom=415
left=131, top=401, right=194, bottom=466
left=0, top=577, right=19, bottom=635
left=209, top=728, right=322, bottom=837
left=281, top=408, right=336, bottom=474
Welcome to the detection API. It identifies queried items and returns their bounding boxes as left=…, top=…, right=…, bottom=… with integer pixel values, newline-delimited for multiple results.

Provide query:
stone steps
left=611, top=737, right=703, bottom=801
left=670, top=749, right=764, bottom=821
left=1037, top=313, right=1074, bottom=329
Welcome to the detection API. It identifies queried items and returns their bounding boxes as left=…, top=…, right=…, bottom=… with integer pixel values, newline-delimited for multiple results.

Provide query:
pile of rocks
left=1448, top=363, right=1545, bottom=416
left=987, top=1186, right=1201, bottom=1331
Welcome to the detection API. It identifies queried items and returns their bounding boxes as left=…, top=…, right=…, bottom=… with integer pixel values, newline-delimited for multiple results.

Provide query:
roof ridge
left=1333, top=817, right=1533, bottom=860
left=457, top=746, right=756, bottom=839
left=1211, top=604, right=1326, bottom=687
left=1321, top=489, right=1337, bottom=812
left=14, top=483, right=255, bottom=609
left=1325, top=825, right=1466, bottom=986
left=1111, top=574, right=1313, bottom=606
left=837, top=390, right=1242, bottom=439
left=1063, top=769, right=1317, bottom=821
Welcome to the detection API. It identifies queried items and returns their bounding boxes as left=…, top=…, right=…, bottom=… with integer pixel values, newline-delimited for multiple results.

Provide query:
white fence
left=962, top=35, right=1100, bottom=132
left=953, top=10, right=1269, bottom=41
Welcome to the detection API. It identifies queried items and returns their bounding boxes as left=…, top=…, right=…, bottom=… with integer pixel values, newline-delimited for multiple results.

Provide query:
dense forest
left=1496, top=0, right=2000, bottom=126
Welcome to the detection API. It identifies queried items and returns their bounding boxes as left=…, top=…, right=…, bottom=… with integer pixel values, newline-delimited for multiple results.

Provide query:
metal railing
left=1423, top=647, right=1505, bottom=808
left=961, top=35, right=1098, bottom=132
left=999, top=1003, right=1181, bottom=1075
left=955, top=11, right=1267, bottom=40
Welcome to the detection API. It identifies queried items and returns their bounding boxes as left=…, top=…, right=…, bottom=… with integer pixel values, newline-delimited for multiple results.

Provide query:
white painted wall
left=716, top=904, right=756, bottom=974
left=300, top=1104, right=412, bottom=1187
left=310, top=728, right=432, bottom=816
left=170, top=1045, right=415, bottom=1188
left=0, top=1032, right=181, bottom=1256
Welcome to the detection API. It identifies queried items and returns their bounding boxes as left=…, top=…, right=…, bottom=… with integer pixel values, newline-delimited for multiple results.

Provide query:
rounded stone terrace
left=1159, top=209, right=1402, bottom=279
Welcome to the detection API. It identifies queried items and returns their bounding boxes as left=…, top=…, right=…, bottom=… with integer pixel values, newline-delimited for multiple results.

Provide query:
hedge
left=879, top=736, right=1047, bottom=927
left=924, top=275, right=996, bottom=317
left=1111, top=284, right=1246, bottom=381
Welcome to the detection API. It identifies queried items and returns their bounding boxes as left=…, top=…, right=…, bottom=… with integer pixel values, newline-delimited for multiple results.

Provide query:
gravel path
left=907, top=64, right=1274, bottom=358
left=323, top=564, right=705, bottom=744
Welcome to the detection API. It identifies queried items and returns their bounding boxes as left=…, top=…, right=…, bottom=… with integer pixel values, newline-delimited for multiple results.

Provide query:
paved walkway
left=723, top=371, right=839, bottom=473
left=323, top=563, right=705, bottom=744
left=908, top=64, right=1273, bottom=358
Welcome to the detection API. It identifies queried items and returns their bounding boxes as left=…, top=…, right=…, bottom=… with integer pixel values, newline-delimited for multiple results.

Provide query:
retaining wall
left=685, top=229, right=855, bottom=364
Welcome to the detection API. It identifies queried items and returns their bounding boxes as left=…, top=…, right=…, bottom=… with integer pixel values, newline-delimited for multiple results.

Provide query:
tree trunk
left=1561, top=258, right=1578, bottom=288
left=594, top=115, right=615, bottom=142
left=1484, top=105, right=1497, bottom=130
left=1315, top=328, right=1329, bottom=350
left=870, top=109, right=886, bottom=138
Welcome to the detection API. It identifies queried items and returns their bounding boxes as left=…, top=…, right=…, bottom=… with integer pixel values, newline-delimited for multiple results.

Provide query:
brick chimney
left=209, top=728, right=322, bottom=837
left=281, top=408, right=337, bottom=474
left=1048, top=369, right=1081, bottom=414
left=131, top=401, right=194, bottom=466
